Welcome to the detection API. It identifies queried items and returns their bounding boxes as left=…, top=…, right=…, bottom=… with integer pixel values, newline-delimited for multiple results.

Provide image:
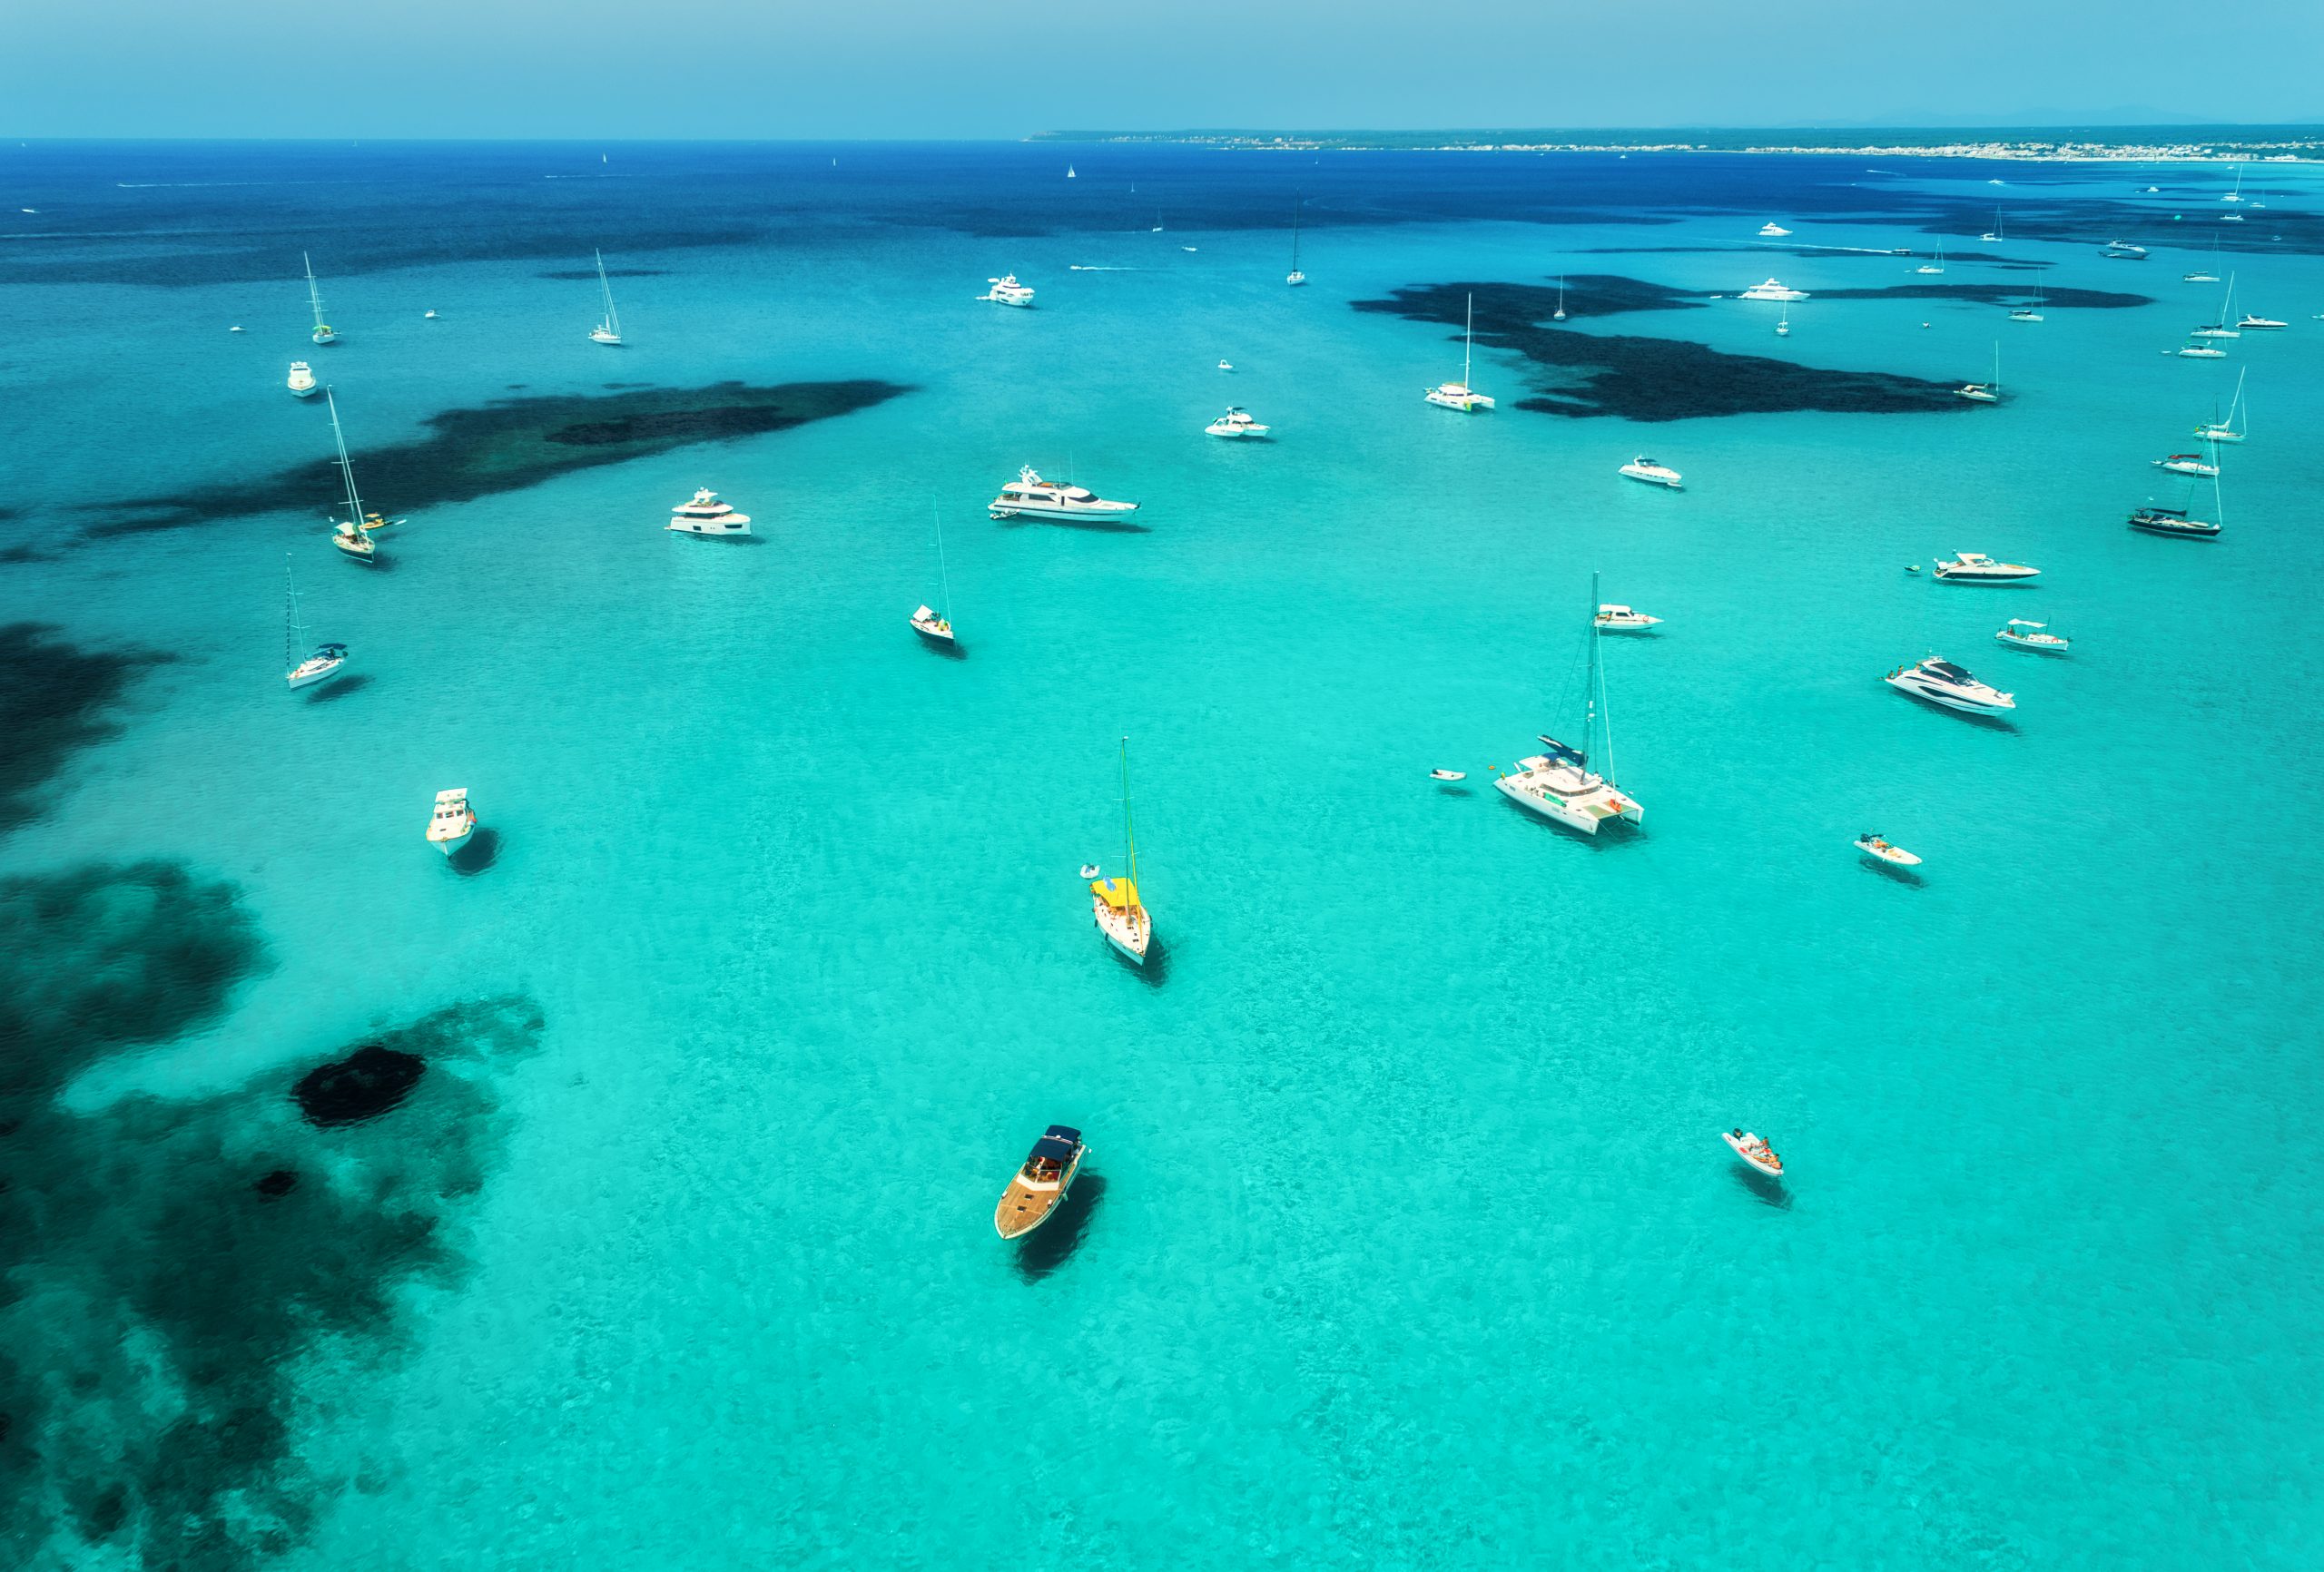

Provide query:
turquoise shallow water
left=4, top=145, right=2323, bottom=1569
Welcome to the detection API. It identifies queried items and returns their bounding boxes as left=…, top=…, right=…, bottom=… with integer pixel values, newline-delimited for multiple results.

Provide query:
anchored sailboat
left=1286, top=197, right=1306, bottom=286
left=1554, top=275, right=1567, bottom=321
left=303, top=252, right=337, bottom=345
left=1957, top=342, right=2002, bottom=403
left=1492, top=572, right=1645, bottom=836
left=1090, top=738, right=1151, bottom=965
left=2198, top=368, right=2248, bottom=444
left=911, top=505, right=957, bottom=646
left=589, top=250, right=624, bottom=345
left=282, top=555, right=348, bottom=690
left=322, top=389, right=401, bottom=564
left=1423, top=292, right=1494, bottom=411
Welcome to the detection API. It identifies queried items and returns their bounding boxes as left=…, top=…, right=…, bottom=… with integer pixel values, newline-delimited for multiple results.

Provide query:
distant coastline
left=1028, top=126, right=2324, bottom=163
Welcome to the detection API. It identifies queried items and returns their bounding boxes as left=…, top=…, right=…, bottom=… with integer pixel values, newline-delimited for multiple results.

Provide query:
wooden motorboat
left=995, top=1125, right=1087, bottom=1239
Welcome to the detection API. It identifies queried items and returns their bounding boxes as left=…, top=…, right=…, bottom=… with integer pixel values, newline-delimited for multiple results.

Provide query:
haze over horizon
left=5, top=0, right=2321, bottom=141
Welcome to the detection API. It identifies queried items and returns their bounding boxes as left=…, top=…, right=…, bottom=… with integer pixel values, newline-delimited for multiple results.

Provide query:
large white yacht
left=287, top=361, right=318, bottom=398
left=1757, top=221, right=1792, bottom=237
left=1493, top=573, right=1644, bottom=837
left=1739, top=278, right=1808, bottom=301
left=1931, top=551, right=2039, bottom=584
left=989, top=466, right=1139, bottom=521
left=2236, top=312, right=2287, bottom=330
left=980, top=274, right=1036, bottom=307
left=1205, top=407, right=1270, bottom=438
left=667, top=488, right=752, bottom=535
left=1618, top=457, right=1682, bottom=489
left=1886, top=657, right=2016, bottom=715
left=1423, top=291, right=1494, bottom=411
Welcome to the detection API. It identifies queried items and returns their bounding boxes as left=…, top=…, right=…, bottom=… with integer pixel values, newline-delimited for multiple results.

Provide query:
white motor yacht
left=980, top=274, right=1036, bottom=307
left=1619, top=457, right=1683, bottom=489
left=2102, top=241, right=2148, bottom=260
left=989, top=466, right=1139, bottom=521
left=1886, top=656, right=2015, bottom=715
left=1739, top=278, right=1808, bottom=301
left=1424, top=292, right=1494, bottom=411
left=2154, top=453, right=2219, bottom=478
left=1931, top=551, right=2039, bottom=584
left=1854, top=833, right=1923, bottom=869
left=287, top=361, right=319, bottom=398
left=1592, top=604, right=1662, bottom=633
left=1757, top=221, right=1792, bottom=237
left=2175, top=341, right=2228, bottom=359
left=1205, top=407, right=1270, bottom=438
left=667, top=488, right=752, bottom=535
left=1995, top=619, right=2070, bottom=653
left=1493, top=572, right=1644, bottom=837
left=427, top=788, right=477, bottom=858
left=2236, top=312, right=2286, bottom=330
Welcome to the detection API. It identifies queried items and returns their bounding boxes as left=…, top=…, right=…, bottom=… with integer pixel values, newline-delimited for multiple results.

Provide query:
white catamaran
left=1423, top=292, right=1494, bottom=412
left=1493, top=572, right=1645, bottom=836
left=589, top=250, right=624, bottom=345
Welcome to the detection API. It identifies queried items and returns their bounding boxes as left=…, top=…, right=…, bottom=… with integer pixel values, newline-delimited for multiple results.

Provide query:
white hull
left=1855, top=840, right=1923, bottom=868
left=286, top=657, right=345, bottom=691
left=1423, top=387, right=1492, bottom=412
left=1619, top=466, right=1682, bottom=489
left=1886, top=675, right=2013, bottom=714
left=311, top=329, right=337, bottom=346
left=1094, top=899, right=1149, bottom=965
left=1723, top=1132, right=1784, bottom=1178
left=1933, top=571, right=2038, bottom=585
left=1995, top=633, right=2070, bottom=653
left=990, top=501, right=1137, bottom=521
left=432, top=824, right=474, bottom=858
left=667, top=517, right=752, bottom=535
left=590, top=329, right=622, bottom=345
left=1492, top=771, right=1641, bottom=835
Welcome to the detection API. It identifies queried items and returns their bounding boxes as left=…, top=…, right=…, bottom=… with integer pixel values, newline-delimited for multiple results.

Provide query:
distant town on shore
left=1029, top=125, right=2324, bottom=162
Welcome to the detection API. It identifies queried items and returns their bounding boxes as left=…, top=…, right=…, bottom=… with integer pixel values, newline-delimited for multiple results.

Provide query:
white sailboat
left=1492, top=572, right=1644, bottom=836
left=1423, top=292, right=1494, bottom=411
left=1066, top=163, right=1077, bottom=180
left=303, top=252, right=337, bottom=345
left=2221, top=164, right=2245, bottom=203
left=322, top=389, right=400, bottom=564
left=282, top=555, right=349, bottom=690
left=1089, top=738, right=1151, bottom=964
left=1915, top=246, right=1946, bottom=275
left=2191, top=272, right=2240, bottom=339
left=1285, top=197, right=1306, bottom=286
left=2198, top=368, right=2248, bottom=444
left=1553, top=275, right=1567, bottom=321
left=589, top=250, right=624, bottom=345
left=1957, top=342, right=2002, bottom=403
left=2008, top=283, right=2044, bottom=323
left=911, top=505, right=957, bottom=646
left=1776, top=301, right=1790, bottom=337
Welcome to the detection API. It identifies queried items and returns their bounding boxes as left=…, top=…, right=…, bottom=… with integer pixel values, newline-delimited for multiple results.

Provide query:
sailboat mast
left=1290, top=197, right=1301, bottom=270
left=1119, top=737, right=1138, bottom=893
left=1462, top=292, right=1473, bottom=385
left=304, top=251, right=324, bottom=328
left=596, top=250, right=620, bottom=337
left=284, top=555, right=299, bottom=668
left=325, top=389, right=364, bottom=524
left=933, top=504, right=951, bottom=623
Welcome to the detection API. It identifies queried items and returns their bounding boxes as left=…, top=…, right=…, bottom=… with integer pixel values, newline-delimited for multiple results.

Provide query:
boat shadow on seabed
left=1729, top=1162, right=1792, bottom=1211
left=448, top=828, right=501, bottom=877
left=1012, top=1173, right=1106, bottom=1283
left=304, top=673, right=372, bottom=704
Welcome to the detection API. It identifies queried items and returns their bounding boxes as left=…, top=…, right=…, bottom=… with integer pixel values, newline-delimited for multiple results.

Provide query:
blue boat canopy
left=1043, top=1124, right=1082, bottom=1143
left=1029, top=1136, right=1078, bottom=1164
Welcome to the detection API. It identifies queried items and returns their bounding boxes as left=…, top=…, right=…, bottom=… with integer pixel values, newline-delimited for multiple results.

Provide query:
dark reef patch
left=0, top=624, right=171, bottom=836
left=0, top=543, right=54, bottom=565
left=292, top=1045, right=426, bottom=1127
left=88, top=379, right=912, bottom=536
left=0, top=962, right=542, bottom=1572
left=1355, top=280, right=1973, bottom=421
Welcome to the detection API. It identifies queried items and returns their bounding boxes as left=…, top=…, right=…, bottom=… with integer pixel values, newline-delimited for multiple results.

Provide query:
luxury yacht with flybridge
left=1931, top=552, right=2039, bottom=584
left=1739, top=278, right=1808, bottom=301
left=667, top=488, right=752, bottom=535
left=990, top=466, right=1138, bottom=521
left=1619, top=457, right=1682, bottom=489
left=979, top=274, right=1035, bottom=307
left=1886, top=657, right=2015, bottom=715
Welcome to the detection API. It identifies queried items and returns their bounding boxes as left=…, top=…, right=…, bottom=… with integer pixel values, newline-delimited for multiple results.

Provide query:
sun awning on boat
left=1092, top=878, right=1140, bottom=909
left=1030, top=1135, right=1078, bottom=1164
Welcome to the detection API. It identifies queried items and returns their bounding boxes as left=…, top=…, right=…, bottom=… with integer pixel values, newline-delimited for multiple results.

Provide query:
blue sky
left=6, top=1, right=2321, bottom=138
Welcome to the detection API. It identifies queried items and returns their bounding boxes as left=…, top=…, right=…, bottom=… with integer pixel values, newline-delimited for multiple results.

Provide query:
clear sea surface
left=3, top=142, right=2321, bottom=1570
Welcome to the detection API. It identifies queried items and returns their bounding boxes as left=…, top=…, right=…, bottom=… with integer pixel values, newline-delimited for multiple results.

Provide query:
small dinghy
left=1078, top=863, right=1101, bottom=879
left=1905, top=565, right=1921, bottom=575
left=1429, top=769, right=1466, bottom=781
left=995, top=1125, right=1088, bottom=1240
left=1854, top=832, right=1923, bottom=868
left=1723, top=1129, right=1784, bottom=1178
left=1216, top=359, right=1234, bottom=371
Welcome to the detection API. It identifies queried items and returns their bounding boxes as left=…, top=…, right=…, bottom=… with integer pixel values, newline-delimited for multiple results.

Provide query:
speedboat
left=909, top=604, right=955, bottom=645
left=2236, top=312, right=2287, bottom=330
left=2154, top=453, right=2219, bottom=478
left=1995, top=619, right=2070, bottom=653
left=1429, top=769, right=1466, bottom=781
left=1619, top=457, right=1683, bottom=489
left=1931, top=551, right=2039, bottom=584
left=1757, top=221, right=1792, bottom=237
left=989, top=466, right=1139, bottom=521
left=286, top=642, right=348, bottom=691
left=427, top=788, right=477, bottom=858
left=287, top=361, right=319, bottom=398
left=1739, top=278, right=1808, bottom=301
left=1722, top=1130, right=1784, bottom=1178
left=1886, top=656, right=2015, bottom=715
left=1495, top=739, right=1643, bottom=834
left=2175, top=341, right=2228, bottom=359
left=424, top=309, right=438, bottom=319
left=2102, top=241, right=2149, bottom=259
left=1206, top=407, right=1269, bottom=438
left=1593, top=604, right=1662, bottom=633
left=994, top=1125, right=1087, bottom=1240
left=2183, top=270, right=2221, bottom=283
left=979, top=274, right=1036, bottom=307
left=667, top=488, right=752, bottom=535
left=2128, top=504, right=2220, bottom=539
left=1854, top=833, right=1923, bottom=868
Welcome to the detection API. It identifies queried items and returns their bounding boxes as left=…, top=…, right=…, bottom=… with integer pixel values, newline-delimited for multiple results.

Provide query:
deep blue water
left=3, top=142, right=2320, bottom=1571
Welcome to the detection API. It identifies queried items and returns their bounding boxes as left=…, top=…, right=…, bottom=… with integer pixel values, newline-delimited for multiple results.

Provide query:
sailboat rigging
left=1492, top=570, right=1644, bottom=835
left=1089, top=737, right=1151, bottom=964
left=589, top=250, right=624, bottom=344
left=1423, top=292, right=1494, bottom=411
left=1285, top=197, right=1306, bottom=286
left=304, top=252, right=337, bottom=345
left=282, top=555, right=349, bottom=690
left=323, top=389, right=400, bottom=564
left=911, top=504, right=958, bottom=646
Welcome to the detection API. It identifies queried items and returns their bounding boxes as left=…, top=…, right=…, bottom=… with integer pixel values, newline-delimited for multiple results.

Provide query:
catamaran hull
left=1492, top=776, right=1642, bottom=836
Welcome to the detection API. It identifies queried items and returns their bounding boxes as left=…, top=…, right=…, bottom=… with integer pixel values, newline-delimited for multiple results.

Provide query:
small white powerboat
left=1995, top=619, right=2071, bottom=653
left=1932, top=551, right=2039, bottom=584
left=1854, top=832, right=1923, bottom=868
left=1429, top=769, right=1466, bottom=781
left=1216, top=359, right=1234, bottom=371
left=424, top=309, right=438, bottom=319
left=287, top=361, right=319, bottom=398
left=1206, top=407, right=1269, bottom=437
left=1593, top=604, right=1662, bottom=633
left=1722, top=1130, right=1784, bottom=1178
left=2237, top=313, right=2287, bottom=330
left=1757, top=221, right=1792, bottom=237
left=1619, top=457, right=1683, bottom=489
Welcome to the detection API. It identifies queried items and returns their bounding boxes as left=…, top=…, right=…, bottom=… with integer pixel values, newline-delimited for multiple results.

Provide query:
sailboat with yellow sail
left=1090, top=737, right=1151, bottom=965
